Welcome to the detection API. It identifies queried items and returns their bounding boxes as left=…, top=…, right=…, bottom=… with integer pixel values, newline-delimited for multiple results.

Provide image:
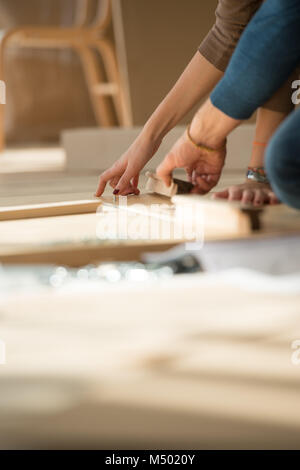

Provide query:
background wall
left=1, top=0, right=218, bottom=144
left=116, top=0, right=218, bottom=125
left=1, top=0, right=97, bottom=144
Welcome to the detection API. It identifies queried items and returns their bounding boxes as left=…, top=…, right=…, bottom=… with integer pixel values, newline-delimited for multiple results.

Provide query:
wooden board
left=0, top=158, right=299, bottom=268
left=102, top=193, right=262, bottom=236
left=0, top=199, right=102, bottom=221
left=172, top=194, right=262, bottom=233
left=0, top=193, right=256, bottom=266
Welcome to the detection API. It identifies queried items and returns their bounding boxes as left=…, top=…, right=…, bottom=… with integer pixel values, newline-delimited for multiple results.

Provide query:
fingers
left=268, top=191, right=280, bottom=205
left=121, top=186, right=140, bottom=196
left=190, top=170, right=219, bottom=194
left=241, top=189, right=254, bottom=205
left=114, top=164, right=142, bottom=194
left=212, top=189, right=229, bottom=199
left=95, top=167, right=119, bottom=196
left=213, top=186, right=244, bottom=202
left=228, top=186, right=243, bottom=201
left=113, top=167, right=134, bottom=194
left=185, top=167, right=194, bottom=183
left=96, top=164, right=140, bottom=197
left=212, top=184, right=281, bottom=207
left=109, top=176, right=120, bottom=189
left=193, top=177, right=212, bottom=194
left=156, top=153, right=176, bottom=186
left=253, top=189, right=265, bottom=207
left=131, top=174, right=139, bottom=190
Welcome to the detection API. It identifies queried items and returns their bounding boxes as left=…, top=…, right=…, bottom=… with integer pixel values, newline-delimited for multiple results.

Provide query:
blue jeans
left=266, top=107, right=300, bottom=209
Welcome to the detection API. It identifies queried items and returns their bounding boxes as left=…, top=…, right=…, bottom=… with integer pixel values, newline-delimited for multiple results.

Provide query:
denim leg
left=266, top=107, right=300, bottom=209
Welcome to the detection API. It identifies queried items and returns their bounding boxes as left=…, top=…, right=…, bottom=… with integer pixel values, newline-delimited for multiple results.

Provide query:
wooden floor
left=0, top=146, right=243, bottom=206
left=1, top=271, right=300, bottom=449
left=0, top=146, right=300, bottom=266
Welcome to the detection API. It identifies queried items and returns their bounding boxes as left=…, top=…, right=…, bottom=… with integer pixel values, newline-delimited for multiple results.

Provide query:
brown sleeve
left=198, top=0, right=263, bottom=72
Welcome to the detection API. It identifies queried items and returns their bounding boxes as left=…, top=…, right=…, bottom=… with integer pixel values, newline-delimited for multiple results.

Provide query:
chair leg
left=94, top=39, right=132, bottom=127
left=75, top=45, right=115, bottom=127
left=0, top=33, right=10, bottom=152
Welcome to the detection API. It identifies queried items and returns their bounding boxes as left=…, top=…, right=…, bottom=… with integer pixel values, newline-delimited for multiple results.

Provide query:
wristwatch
left=246, top=166, right=269, bottom=184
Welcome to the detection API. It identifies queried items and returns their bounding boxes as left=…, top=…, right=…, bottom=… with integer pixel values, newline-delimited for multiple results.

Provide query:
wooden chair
left=0, top=0, right=132, bottom=151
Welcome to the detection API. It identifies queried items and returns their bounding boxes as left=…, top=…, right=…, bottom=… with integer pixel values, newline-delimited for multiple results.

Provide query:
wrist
left=142, top=120, right=169, bottom=144
left=190, top=99, right=239, bottom=149
left=249, top=140, right=267, bottom=167
left=139, top=121, right=165, bottom=146
left=186, top=124, right=225, bottom=152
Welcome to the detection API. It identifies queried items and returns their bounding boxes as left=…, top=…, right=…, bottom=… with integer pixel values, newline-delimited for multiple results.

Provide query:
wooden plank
left=0, top=239, right=179, bottom=266
left=0, top=199, right=102, bottom=221
left=0, top=191, right=300, bottom=266
left=172, top=195, right=263, bottom=234
left=102, top=193, right=261, bottom=237
left=0, top=193, right=259, bottom=266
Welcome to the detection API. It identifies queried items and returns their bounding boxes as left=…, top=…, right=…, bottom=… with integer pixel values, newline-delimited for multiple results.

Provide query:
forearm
left=143, top=52, right=223, bottom=142
left=188, top=100, right=289, bottom=165
left=250, top=108, right=289, bottom=167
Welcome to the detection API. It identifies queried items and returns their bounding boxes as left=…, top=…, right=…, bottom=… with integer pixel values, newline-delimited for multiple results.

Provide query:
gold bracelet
left=186, top=124, right=225, bottom=153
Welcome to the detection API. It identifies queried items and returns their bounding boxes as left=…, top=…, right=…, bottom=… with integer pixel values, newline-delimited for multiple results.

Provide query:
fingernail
left=113, top=189, right=119, bottom=195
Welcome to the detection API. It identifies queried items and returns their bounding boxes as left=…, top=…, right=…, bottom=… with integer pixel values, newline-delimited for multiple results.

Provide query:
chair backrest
left=74, top=0, right=90, bottom=27
left=74, top=0, right=111, bottom=31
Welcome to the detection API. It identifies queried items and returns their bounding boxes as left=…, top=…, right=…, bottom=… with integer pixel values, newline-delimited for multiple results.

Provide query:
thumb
left=156, top=153, right=176, bottom=186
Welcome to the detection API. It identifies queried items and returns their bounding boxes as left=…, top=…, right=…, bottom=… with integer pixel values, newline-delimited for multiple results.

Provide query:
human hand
left=95, top=134, right=161, bottom=196
left=213, top=180, right=280, bottom=206
left=156, top=129, right=226, bottom=194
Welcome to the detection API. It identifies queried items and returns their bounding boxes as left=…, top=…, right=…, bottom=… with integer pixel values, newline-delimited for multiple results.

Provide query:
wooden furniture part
left=0, top=0, right=132, bottom=151
left=145, top=172, right=194, bottom=198
left=0, top=199, right=102, bottom=221
left=172, top=195, right=263, bottom=234
left=0, top=193, right=267, bottom=266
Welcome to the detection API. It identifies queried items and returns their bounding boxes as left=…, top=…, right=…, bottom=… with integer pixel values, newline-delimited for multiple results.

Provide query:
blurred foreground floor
left=0, top=272, right=300, bottom=449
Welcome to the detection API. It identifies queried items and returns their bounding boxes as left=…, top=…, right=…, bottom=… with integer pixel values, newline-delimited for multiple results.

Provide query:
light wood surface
left=0, top=199, right=102, bottom=221
left=1, top=193, right=300, bottom=266
left=1, top=147, right=300, bottom=266
left=0, top=275, right=300, bottom=448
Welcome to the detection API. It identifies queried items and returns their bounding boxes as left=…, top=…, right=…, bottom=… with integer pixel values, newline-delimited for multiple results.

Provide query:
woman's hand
left=156, top=130, right=227, bottom=194
left=213, top=180, right=280, bottom=206
left=95, top=134, right=161, bottom=196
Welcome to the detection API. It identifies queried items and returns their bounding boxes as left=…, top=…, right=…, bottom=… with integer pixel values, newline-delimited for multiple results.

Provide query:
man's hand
left=156, top=130, right=227, bottom=194
left=213, top=180, right=280, bottom=206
